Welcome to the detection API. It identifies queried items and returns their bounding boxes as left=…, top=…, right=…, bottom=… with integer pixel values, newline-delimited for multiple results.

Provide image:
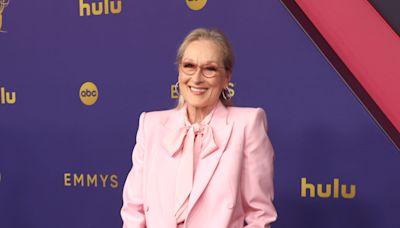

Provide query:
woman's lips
left=189, top=86, right=208, bottom=95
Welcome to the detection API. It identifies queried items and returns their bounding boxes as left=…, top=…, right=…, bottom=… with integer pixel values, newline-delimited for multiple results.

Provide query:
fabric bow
left=163, top=122, right=218, bottom=218
left=162, top=123, right=218, bottom=159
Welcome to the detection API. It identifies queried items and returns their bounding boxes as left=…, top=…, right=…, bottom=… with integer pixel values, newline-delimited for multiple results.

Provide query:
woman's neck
left=186, top=102, right=217, bottom=124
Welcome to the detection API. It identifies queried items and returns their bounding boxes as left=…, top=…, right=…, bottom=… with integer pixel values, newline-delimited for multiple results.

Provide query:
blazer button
left=226, top=202, right=234, bottom=209
left=144, top=205, right=149, bottom=212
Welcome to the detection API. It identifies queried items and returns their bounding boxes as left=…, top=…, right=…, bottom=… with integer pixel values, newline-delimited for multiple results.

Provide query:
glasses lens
left=181, top=62, right=222, bottom=78
left=181, top=62, right=196, bottom=75
left=202, top=66, right=218, bottom=78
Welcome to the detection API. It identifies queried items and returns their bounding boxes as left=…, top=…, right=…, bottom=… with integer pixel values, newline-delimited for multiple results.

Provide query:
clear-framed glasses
left=180, top=61, right=225, bottom=78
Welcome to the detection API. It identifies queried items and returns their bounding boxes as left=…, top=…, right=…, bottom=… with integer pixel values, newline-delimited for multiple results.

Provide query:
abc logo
left=79, top=82, right=98, bottom=106
left=186, top=0, right=207, bottom=11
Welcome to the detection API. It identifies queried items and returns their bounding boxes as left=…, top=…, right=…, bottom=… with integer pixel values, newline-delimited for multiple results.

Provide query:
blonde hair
left=175, top=28, right=234, bottom=108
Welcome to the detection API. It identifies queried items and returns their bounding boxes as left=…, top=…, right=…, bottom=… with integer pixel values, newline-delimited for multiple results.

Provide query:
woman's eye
left=205, top=66, right=217, bottom=72
left=183, top=63, right=195, bottom=69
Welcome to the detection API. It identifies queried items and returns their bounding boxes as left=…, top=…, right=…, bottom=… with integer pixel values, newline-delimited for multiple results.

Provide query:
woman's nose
left=191, top=68, right=204, bottom=83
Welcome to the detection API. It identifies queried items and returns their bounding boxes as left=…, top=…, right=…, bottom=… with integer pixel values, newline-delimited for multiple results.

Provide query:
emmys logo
left=79, top=0, right=122, bottom=17
left=225, top=81, right=235, bottom=98
left=0, top=0, right=10, bottom=32
left=186, top=0, right=207, bottom=11
left=1, top=86, right=16, bottom=105
left=171, top=84, right=178, bottom=99
left=301, top=177, right=356, bottom=199
left=79, top=82, right=98, bottom=106
left=170, top=81, right=235, bottom=99
left=64, top=173, right=119, bottom=188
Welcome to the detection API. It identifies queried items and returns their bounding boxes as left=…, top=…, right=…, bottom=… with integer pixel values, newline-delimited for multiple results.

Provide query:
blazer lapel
left=161, top=107, right=187, bottom=157
left=157, top=108, right=187, bottom=216
left=187, top=102, right=234, bottom=214
left=159, top=102, right=234, bottom=218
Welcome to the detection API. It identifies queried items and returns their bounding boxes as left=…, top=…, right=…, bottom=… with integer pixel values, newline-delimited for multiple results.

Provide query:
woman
left=121, top=28, right=277, bottom=228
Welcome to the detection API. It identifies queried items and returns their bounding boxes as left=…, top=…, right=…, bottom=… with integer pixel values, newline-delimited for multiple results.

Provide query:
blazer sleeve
left=241, top=108, right=277, bottom=228
left=121, top=112, right=147, bottom=228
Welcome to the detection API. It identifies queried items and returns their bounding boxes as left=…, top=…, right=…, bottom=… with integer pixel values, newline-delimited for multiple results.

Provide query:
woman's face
left=179, top=39, right=230, bottom=111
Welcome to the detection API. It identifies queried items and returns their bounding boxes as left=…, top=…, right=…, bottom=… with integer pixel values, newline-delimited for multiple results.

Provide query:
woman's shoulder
left=227, top=106, right=269, bottom=126
left=227, top=106, right=267, bottom=117
left=138, top=108, right=179, bottom=126
left=140, top=108, right=176, bottom=119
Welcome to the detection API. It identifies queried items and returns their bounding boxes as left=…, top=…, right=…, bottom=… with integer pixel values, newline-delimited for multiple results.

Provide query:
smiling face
left=178, top=39, right=230, bottom=111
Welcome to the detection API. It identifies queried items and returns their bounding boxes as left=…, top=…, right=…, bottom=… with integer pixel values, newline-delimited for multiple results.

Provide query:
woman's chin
left=185, top=99, right=218, bottom=111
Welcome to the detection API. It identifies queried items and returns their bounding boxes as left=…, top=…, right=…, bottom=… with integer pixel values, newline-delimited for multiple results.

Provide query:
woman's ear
left=224, top=72, right=232, bottom=87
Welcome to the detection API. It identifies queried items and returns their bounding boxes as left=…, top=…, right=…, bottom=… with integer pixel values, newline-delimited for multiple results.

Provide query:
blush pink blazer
left=121, top=101, right=277, bottom=228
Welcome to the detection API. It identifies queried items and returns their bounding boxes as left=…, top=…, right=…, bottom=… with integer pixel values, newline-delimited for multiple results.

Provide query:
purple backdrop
left=0, top=0, right=399, bottom=227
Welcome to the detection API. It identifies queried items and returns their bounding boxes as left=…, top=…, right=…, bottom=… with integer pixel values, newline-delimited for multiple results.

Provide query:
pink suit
left=121, top=101, right=277, bottom=228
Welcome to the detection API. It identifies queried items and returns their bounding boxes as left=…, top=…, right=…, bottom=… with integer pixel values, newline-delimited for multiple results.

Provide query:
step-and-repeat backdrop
left=1, top=0, right=399, bottom=227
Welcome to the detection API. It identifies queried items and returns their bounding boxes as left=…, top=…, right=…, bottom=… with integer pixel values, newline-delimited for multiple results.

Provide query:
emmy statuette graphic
left=0, top=0, right=10, bottom=32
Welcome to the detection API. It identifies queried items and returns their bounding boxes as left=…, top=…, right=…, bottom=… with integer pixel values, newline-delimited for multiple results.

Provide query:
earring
left=222, top=87, right=232, bottom=100
left=174, top=81, right=180, bottom=96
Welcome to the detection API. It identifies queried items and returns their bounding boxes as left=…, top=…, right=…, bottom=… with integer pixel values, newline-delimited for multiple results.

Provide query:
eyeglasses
left=180, top=62, right=225, bottom=78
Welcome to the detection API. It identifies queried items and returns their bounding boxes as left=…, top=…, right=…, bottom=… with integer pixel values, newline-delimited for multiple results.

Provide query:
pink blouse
left=175, top=107, right=215, bottom=225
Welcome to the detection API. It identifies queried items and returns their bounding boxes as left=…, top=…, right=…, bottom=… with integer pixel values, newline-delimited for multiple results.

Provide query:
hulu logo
left=79, top=0, right=122, bottom=16
left=301, top=177, right=356, bottom=199
left=0, top=87, right=16, bottom=104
